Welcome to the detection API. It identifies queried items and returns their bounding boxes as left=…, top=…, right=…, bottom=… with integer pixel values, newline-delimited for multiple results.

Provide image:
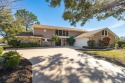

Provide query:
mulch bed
left=0, top=57, right=32, bottom=83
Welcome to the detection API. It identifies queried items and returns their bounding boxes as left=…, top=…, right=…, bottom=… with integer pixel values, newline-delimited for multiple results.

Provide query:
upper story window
left=102, top=30, right=108, bottom=36
left=66, top=31, right=68, bottom=36
left=59, top=30, right=62, bottom=36
left=55, top=30, right=69, bottom=36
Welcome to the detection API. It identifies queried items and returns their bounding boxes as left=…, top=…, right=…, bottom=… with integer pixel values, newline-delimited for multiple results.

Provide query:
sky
left=13, top=0, right=125, bottom=37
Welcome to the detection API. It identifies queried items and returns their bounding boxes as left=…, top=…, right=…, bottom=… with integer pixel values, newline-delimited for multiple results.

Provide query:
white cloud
left=108, top=21, right=125, bottom=29
left=87, top=21, right=125, bottom=31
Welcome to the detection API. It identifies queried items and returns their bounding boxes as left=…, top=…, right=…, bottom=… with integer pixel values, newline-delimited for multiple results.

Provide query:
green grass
left=79, top=49, right=125, bottom=66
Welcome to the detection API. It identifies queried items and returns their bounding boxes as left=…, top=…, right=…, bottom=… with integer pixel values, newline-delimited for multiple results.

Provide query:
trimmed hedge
left=87, top=40, right=95, bottom=47
left=83, top=46, right=108, bottom=49
left=19, top=43, right=39, bottom=47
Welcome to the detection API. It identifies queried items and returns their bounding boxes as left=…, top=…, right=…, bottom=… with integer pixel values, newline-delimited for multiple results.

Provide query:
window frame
left=102, top=30, right=108, bottom=36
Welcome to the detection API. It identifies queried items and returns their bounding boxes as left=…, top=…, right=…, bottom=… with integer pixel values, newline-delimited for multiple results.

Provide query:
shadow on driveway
left=29, top=53, right=125, bottom=83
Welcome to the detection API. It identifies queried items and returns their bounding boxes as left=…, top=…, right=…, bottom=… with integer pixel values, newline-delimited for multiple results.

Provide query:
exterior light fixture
left=44, top=29, right=46, bottom=32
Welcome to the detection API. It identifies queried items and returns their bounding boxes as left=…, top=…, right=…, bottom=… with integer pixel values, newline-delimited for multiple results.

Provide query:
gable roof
left=75, top=28, right=118, bottom=38
left=15, top=32, right=42, bottom=38
left=32, top=24, right=88, bottom=32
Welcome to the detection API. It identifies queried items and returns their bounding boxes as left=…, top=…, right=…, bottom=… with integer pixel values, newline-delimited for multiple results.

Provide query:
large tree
left=0, top=0, right=25, bottom=42
left=0, top=14, right=25, bottom=42
left=46, top=0, right=125, bottom=26
left=15, top=9, right=40, bottom=31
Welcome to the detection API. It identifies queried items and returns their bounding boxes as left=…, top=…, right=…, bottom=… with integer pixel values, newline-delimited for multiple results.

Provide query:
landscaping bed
left=78, top=49, right=125, bottom=67
left=0, top=57, right=32, bottom=83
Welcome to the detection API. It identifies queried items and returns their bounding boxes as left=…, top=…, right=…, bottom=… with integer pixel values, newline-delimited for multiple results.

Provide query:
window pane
left=105, top=30, right=107, bottom=36
left=102, top=30, right=104, bottom=35
left=63, top=31, right=66, bottom=36
left=55, top=30, right=58, bottom=35
left=59, top=30, right=62, bottom=36
left=66, top=31, right=68, bottom=36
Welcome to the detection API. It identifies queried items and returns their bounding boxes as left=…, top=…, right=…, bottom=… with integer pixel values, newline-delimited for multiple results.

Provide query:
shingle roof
left=75, top=28, right=118, bottom=38
left=75, top=28, right=104, bottom=38
left=16, top=32, right=42, bottom=37
left=32, top=24, right=88, bottom=32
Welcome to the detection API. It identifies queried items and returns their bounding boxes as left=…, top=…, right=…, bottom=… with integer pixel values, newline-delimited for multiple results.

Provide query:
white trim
left=42, top=38, right=50, bottom=42
left=15, top=36, right=42, bottom=38
left=102, top=30, right=108, bottom=36
left=58, top=36, right=70, bottom=38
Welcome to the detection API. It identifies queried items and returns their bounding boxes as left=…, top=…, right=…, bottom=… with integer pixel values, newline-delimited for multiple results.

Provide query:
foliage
left=2, top=51, right=20, bottom=60
left=5, top=55, right=20, bottom=69
left=0, top=13, right=25, bottom=42
left=48, top=35, right=59, bottom=46
left=0, top=0, right=24, bottom=42
left=99, top=37, right=110, bottom=46
left=115, top=38, right=119, bottom=49
left=0, top=46, right=3, bottom=54
left=8, top=40, right=20, bottom=46
left=0, top=56, right=5, bottom=69
left=66, top=36, right=75, bottom=46
left=118, top=41, right=125, bottom=48
left=2, top=51, right=20, bottom=69
left=52, top=34, right=59, bottom=42
left=0, top=56, right=5, bottom=64
left=19, top=42, right=39, bottom=47
left=87, top=40, right=95, bottom=47
left=46, top=0, right=125, bottom=26
left=15, top=9, right=40, bottom=31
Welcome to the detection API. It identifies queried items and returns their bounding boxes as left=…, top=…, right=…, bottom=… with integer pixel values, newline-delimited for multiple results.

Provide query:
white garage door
left=74, top=38, right=89, bottom=47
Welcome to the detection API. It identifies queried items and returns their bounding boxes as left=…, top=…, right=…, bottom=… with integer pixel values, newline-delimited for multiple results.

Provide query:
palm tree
left=48, top=35, right=59, bottom=46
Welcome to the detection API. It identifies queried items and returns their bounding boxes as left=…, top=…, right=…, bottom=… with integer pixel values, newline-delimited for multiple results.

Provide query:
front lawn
left=79, top=49, right=125, bottom=67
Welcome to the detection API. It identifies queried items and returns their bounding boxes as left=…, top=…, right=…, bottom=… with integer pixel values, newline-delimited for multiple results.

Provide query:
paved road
left=6, top=47, right=125, bottom=83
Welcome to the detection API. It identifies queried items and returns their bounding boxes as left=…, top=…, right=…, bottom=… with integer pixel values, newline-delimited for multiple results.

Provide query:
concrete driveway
left=6, top=47, right=125, bottom=83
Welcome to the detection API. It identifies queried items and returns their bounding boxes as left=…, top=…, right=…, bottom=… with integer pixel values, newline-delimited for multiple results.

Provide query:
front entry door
left=55, top=39, right=61, bottom=46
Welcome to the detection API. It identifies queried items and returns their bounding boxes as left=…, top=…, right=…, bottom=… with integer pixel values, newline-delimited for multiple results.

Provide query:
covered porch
left=55, top=36, right=70, bottom=46
left=16, top=36, right=42, bottom=46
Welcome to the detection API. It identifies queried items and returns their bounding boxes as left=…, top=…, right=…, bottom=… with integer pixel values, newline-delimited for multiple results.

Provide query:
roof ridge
left=32, top=24, right=88, bottom=32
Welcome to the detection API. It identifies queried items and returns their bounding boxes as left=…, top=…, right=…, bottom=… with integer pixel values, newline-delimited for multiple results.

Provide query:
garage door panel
left=75, top=38, right=88, bottom=47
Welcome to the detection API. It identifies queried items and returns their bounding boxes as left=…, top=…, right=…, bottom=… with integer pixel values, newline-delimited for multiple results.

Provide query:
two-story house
left=16, top=24, right=118, bottom=47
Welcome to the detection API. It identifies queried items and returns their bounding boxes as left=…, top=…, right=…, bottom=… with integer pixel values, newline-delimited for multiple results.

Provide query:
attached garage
left=74, top=38, right=89, bottom=47
left=74, top=28, right=118, bottom=48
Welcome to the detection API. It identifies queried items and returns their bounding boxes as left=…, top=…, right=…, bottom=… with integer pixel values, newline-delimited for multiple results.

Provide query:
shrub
left=118, top=41, right=125, bottom=48
left=5, top=56, right=20, bottom=69
left=0, top=56, right=5, bottom=63
left=87, top=40, right=95, bottom=47
left=99, top=37, right=110, bottom=46
left=8, top=40, right=20, bottom=46
left=0, top=46, right=4, bottom=54
left=2, top=51, right=20, bottom=69
left=83, top=46, right=107, bottom=49
left=19, top=42, right=39, bottom=47
left=0, top=56, right=5, bottom=69
left=66, top=36, right=75, bottom=46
